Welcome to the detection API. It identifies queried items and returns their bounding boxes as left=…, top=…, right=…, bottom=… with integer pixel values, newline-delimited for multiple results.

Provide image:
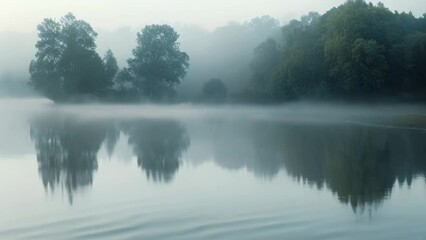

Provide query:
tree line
left=248, top=0, right=426, bottom=101
left=29, top=1, right=426, bottom=103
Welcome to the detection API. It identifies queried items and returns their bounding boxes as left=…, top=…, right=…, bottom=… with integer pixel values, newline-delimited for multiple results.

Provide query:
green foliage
left=404, top=32, right=426, bottom=91
left=128, top=24, right=189, bottom=101
left=248, top=1, right=426, bottom=101
left=103, top=49, right=119, bottom=88
left=201, top=78, right=228, bottom=103
left=350, top=38, right=388, bottom=91
left=249, top=38, right=280, bottom=95
left=30, top=13, right=115, bottom=102
left=262, top=12, right=327, bottom=100
left=29, top=18, right=63, bottom=100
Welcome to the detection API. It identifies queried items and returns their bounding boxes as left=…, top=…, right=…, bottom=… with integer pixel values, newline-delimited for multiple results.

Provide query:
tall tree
left=128, top=24, right=189, bottom=101
left=29, top=13, right=109, bottom=101
left=29, top=18, right=63, bottom=100
left=103, top=49, right=119, bottom=88
left=249, top=38, right=280, bottom=95
left=59, top=13, right=106, bottom=96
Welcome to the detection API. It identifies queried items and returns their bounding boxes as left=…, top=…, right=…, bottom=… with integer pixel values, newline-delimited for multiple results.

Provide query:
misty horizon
left=1, top=1, right=426, bottom=239
left=1, top=0, right=425, bottom=99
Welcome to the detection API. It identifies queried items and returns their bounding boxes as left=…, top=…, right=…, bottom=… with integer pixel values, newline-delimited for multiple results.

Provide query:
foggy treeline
left=1, top=0, right=426, bottom=103
left=249, top=0, right=426, bottom=102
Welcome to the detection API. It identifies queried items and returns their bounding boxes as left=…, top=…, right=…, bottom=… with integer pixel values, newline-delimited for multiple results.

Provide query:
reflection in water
left=30, top=115, right=190, bottom=201
left=209, top=121, right=426, bottom=210
left=30, top=116, right=112, bottom=204
left=29, top=113, right=426, bottom=210
left=279, top=124, right=426, bottom=210
left=105, top=123, right=120, bottom=158
left=123, top=120, right=190, bottom=183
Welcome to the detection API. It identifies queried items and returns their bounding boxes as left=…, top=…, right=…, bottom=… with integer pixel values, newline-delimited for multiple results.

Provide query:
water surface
left=1, top=99, right=426, bottom=239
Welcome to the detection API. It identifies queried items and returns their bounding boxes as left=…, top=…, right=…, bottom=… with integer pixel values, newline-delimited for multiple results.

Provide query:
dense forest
left=248, top=0, right=426, bottom=101
left=29, top=0, right=426, bottom=103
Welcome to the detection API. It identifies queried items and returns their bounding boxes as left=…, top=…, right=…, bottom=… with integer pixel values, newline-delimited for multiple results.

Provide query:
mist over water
left=1, top=0, right=426, bottom=238
left=1, top=98, right=426, bottom=239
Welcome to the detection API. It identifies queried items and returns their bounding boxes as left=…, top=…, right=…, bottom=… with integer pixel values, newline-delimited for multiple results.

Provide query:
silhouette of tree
left=29, top=18, right=63, bottom=100
left=128, top=25, right=189, bottom=101
left=30, top=13, right=114, bottom=101
left=103, top=49, right=119, bottom=89
left=201, top=78, right=228, bottom=103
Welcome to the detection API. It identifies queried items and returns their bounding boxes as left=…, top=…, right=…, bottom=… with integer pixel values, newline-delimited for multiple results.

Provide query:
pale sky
left=0, top=0, right=425, bottom=32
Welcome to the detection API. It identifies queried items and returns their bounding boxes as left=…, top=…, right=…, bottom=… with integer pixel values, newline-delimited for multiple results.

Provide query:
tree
left=323, top=1, right=400, bottom=95
left=280, top=13, right=327, bottom=98
left=249, top=38, right=280, bottom=95
left=128, top=25, right=189, bottom=101
left=350, top=38, right=388, bottom=91
left=29, top=18, right=63, bottom=100
left=29, top=13, right=110, bottom=101
left=202, top=78, right=228, bottom=103
left=58, top=13, right=106, bottom=97
left=103, top=49, right=119, bottom=88
left=247, top=15, right=281, bottom=38
left=111, top=68, right=140, bottom=101
left=404, top=32, right=426, bottom=92
left=114, top=68, right=137, bottom=92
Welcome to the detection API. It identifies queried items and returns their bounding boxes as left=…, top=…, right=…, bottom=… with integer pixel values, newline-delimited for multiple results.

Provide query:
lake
left=1, top=99, right=426, bottom=240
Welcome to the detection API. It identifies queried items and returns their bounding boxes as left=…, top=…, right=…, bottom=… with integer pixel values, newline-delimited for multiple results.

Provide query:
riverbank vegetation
left=29, top=0, right=426, bottom=103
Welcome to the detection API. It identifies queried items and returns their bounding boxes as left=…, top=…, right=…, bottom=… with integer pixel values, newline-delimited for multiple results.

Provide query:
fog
left=0, top=18, right=280, bottom=98
left=2, top=2, right=426, bottom=239
left=2, top=98, right=426, bottom=130
left=1, top=0, right=424, bottom=32
left=1, top=0, right=425, bottom=99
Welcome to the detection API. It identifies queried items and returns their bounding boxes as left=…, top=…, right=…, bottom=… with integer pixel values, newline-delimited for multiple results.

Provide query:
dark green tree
left=249, top=1, right=426, bottom=101
left=404, top=32, right=426, bottom=92
left=323, top=1, right=401, bottom=94
left=29, top=13, right=110, bottom=101
left=249, top=38, right=280, bottom=95
left=114, top=68, right=137, bottom=92
left=29, top=18, right=63, bottom=100
left=202, top=78, right=228, bottom=103
left=59, top=13, right=107, bottom=97
left=103, top=49, right=119, bottom=88
left=128, top=24, right=189, bottom=101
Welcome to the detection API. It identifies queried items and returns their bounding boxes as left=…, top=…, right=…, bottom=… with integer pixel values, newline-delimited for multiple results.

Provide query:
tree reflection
left=30, top=115, right=113, bottom=204
left=278, top=124, right=426, bottom=211
left=122, top=120, right=190, bottom=183
left=276, top=124, right=426, bottom=211
left=29, top=112, right=426, bottom=210
left=208, top=121, right=426, bottom=211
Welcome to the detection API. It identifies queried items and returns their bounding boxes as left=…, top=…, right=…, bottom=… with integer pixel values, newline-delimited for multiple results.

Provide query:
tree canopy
left=29, top=13, right=113, bottom=102
left=249, top=0, right=426, bottom=101
left=29, top=2, right=426, bottom=104
left=201, top=78, right=228, bottom=103
left=127, top=24, right=189, bottom=101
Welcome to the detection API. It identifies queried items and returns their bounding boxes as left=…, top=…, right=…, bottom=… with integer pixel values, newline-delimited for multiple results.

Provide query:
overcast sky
left=0, top=0, right=425, bottom=32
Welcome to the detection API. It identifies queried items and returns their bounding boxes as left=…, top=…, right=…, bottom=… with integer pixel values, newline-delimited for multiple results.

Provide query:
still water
left=1, top=99, right=426, bottom=239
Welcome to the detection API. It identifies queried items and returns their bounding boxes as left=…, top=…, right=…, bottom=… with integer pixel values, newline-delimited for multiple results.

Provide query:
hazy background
left=0, top=0, right=425, bottom=97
